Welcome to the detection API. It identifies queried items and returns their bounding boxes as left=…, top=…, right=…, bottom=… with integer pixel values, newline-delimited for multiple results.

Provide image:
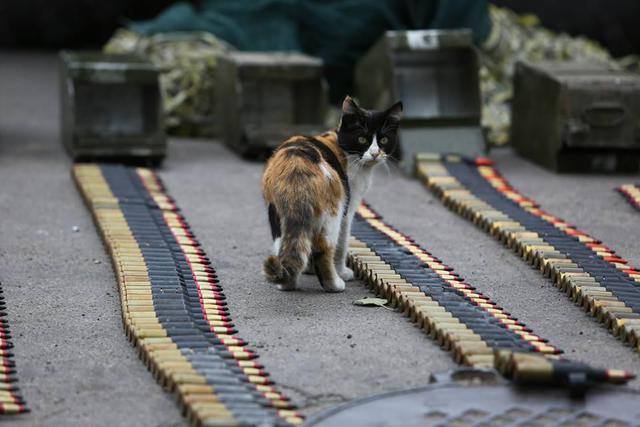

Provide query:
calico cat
left=262, top=96, right=402, bottom=292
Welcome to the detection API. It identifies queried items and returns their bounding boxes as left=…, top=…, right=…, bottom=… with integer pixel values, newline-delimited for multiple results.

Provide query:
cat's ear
left=386, top=101, right=403, bottom=121
left=341, top=95, right=360, bottom=115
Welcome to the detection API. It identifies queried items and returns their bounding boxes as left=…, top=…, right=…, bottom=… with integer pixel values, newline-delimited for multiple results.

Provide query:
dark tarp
left=129, top=0, right=491, bottom=102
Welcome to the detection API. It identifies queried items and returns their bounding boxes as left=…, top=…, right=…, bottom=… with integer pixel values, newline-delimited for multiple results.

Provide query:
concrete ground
left=1, top=51, right=639, bottom=426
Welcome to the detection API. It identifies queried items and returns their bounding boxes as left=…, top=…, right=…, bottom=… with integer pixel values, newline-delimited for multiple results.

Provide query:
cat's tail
left=264, top=225, right=312, bottom=287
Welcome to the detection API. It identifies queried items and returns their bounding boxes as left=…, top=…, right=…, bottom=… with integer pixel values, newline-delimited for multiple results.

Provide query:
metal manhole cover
left=304, top=383, right=640, bottom=427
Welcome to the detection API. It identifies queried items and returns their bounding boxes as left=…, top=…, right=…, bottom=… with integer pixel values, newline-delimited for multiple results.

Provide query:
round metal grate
left=304, top=376, right=640, bottom=427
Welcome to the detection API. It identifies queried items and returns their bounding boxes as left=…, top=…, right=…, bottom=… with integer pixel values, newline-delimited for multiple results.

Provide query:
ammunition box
left=512, top=61, right=640, bottom=172
left=59, top=51, right=166, bottom=164
left=356, top=29, right=486, bottom=173
left=216, top=52, right=328, bottom=158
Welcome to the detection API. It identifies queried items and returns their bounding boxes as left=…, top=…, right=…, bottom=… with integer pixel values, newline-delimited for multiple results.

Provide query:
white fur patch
left=348, top=165, right=374, bottom=204
left=324, top=212, right=342, bottom=246
left=363, top=135, right=380, bottom=162
left=315, top=200, right=344, bottom=245
left=273, top=237, right=281, bottom=255
left=320, top=163, right=333, bottom=180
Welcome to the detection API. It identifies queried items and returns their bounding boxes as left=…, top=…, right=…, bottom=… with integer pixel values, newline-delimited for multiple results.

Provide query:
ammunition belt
left=415, top=154, right=640, bottom=354
left=0, top=283, right=28, bottom=414
left=617, top=184, right=640, bottom=211
left=73, top=164, right=302, bottom=427
left=349, top=204, right=634, bottom=388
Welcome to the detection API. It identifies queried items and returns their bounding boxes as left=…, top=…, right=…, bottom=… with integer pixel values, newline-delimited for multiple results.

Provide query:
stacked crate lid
left=356, top=29, right=485, bottom=173
left=512, top=60, right=640, bottom=172
left=59, top=51, right=166, bottom=164
left=217, top=52, right=328, bottom=158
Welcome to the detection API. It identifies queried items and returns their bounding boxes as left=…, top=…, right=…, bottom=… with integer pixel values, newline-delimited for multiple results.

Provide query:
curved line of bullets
left=416, top=154, right=640, bottom=355
left=349, top=203, right=634, bottom=387
left=617, top=184, right=640, bottom=212
left=73, top=163, right=302, bottom=427
left=0, top=283, right=28, bottom=414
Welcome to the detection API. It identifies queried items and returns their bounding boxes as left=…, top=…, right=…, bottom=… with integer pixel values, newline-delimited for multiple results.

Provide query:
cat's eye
left=379, top=137, right=389, bottom=145
left=358, top=136, right=368, bottom=145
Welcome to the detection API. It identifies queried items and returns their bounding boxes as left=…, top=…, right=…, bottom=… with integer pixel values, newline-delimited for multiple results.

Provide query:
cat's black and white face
left=337, top=96, right=403, bottom=165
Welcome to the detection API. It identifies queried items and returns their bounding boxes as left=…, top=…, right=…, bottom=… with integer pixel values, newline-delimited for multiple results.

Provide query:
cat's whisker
left=348, top=156, right=366, bottom=176
left=381, top=160, right=391, bottom=176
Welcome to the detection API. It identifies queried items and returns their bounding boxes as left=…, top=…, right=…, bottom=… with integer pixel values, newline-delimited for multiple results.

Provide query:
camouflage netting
left=104, top=0, right=490, bottom=138
left=480, top=6, right=640, bottom=146
left=104, top=4, right=640, bottom=143
left=104, top=29, right=233, bottom=137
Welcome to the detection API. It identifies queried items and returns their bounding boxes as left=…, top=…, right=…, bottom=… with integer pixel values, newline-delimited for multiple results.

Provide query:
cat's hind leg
left=264, top=221, right=311, bottom=291
left=272, top=237, right=281, bottom=255
left=312, top=215, right=345, bottom=293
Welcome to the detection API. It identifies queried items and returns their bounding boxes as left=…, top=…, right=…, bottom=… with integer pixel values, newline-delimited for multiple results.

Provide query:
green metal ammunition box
left=59, top=51, right=166, bottom=164
left=356, top=29, right=486, bottom=173
left=216, top=52, right=328, bottom=158
left=512, top=61, right=640, bottom=173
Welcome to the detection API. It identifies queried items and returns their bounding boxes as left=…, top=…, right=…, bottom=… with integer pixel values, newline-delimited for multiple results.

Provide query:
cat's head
left=337, top=96, right=403, bottom=166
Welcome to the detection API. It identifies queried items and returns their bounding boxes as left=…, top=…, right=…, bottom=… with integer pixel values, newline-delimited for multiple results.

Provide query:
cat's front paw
left=337, top=266, right=354, bottom=281
left=322, top=277, right=345, bottom=293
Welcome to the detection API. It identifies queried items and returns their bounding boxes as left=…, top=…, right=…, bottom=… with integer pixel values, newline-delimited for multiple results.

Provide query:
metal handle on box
left=581, top=102, right=626, bottom=128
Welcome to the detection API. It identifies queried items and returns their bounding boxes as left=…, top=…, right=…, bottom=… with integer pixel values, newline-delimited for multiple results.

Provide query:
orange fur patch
left=262, top=131, right=347, bottom=218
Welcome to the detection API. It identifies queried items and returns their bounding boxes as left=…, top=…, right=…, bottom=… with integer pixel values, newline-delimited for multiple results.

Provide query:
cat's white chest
left=348, top=168, right=374, bottom=209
